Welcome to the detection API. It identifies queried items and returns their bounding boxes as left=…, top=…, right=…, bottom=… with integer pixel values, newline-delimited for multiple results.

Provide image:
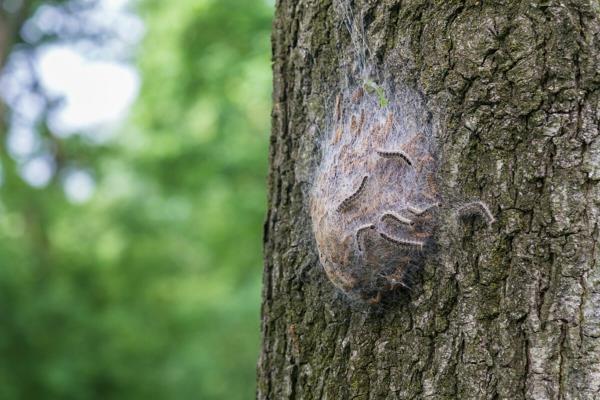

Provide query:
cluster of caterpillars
left=338, top=173, right=442, bottom=254
left=339, top=175, right=495, bottom=254
left=310, top=86, right=495, bottom=304
left=335, top=160, right=494, bottom=303
left=334, top=151, right=494, bottom=254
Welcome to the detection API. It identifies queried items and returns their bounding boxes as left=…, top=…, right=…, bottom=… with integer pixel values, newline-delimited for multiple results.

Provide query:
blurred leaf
left=0, top=0, right=272, bottom=399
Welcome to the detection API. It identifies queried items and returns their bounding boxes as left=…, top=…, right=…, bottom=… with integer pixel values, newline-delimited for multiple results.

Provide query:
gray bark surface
left=259, top=1, right=600, bottom=399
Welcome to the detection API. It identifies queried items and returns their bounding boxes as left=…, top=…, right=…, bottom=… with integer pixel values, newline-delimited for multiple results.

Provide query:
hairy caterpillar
left=379, top=233, right=425, bottom=251
left=376, top=149, right=413, bottom=166
left=337, top=175, right=369, bottom=212
left=309, top=0, right=494, bottom=304
left=458, top=201, right=496, bottom=225
left=380, top=212, right=414, bottom=227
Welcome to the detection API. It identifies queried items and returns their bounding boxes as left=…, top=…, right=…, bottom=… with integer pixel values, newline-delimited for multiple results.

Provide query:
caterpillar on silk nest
left=309, top=1, right=494, bottom=304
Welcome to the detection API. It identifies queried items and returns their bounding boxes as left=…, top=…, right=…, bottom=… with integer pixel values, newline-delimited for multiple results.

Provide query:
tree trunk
left=0, top=1, right=31, bottom=71
left=259, top=1, right=600, bottom=399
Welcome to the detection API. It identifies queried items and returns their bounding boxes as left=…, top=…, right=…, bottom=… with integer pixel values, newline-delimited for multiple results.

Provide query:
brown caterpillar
left=337, top=175, right=369, bottom=212
left=379, top=233, right=424, bottom=251
left=376, top=149, right=413, bottom=166
left=458, top=201, right=496, bottom=225
left=380, top=212, right=414, bottom=226
left=310, top=84, right=495, bottom=304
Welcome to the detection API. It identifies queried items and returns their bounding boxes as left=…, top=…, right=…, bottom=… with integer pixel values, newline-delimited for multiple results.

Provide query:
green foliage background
left=0, top=0, right=272, bottom=398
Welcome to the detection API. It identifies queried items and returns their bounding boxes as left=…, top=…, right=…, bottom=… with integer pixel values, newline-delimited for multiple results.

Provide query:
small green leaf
left=362, top=79, right=389, bottom=108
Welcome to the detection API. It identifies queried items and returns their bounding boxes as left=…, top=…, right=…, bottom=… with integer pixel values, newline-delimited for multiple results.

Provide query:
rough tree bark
left=259, top=1, right=600, bottom=399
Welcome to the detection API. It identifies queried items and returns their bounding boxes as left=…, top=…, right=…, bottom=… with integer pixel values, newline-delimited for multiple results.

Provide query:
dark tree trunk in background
left=0, top=1, right=31, bottom=70
left=259, top=1, right=600, bottom=399
left=0, top=1, right=32, bottom=128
